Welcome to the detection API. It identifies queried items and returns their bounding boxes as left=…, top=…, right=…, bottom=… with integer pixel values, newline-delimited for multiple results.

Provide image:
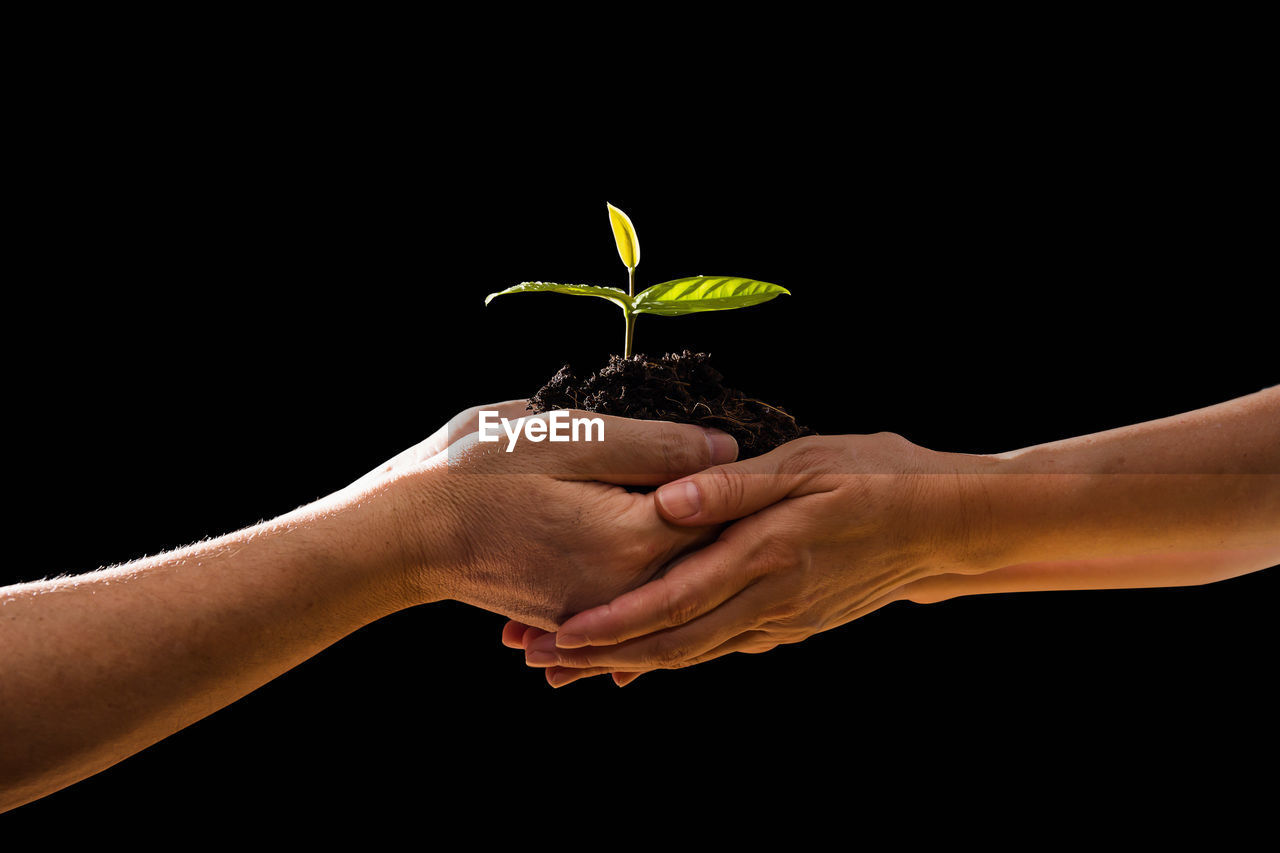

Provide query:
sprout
left=486, top=203, right=789, bottom=358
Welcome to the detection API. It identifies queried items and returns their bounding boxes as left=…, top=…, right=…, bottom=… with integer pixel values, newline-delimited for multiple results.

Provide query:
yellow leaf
left=606, top=202, right=640, bottom=271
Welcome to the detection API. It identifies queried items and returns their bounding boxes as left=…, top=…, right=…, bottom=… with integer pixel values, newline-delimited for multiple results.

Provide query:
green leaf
left=484, top=281, right=634, bottom=312
left=606, top=202, right=640, bottom=271
left=632, top=276, right=789, bottom=316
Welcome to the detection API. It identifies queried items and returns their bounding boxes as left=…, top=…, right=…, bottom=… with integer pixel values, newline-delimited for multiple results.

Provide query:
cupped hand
left=504, top=432, right=994, bottom=685
left=367, top=401, right=738, bottom=630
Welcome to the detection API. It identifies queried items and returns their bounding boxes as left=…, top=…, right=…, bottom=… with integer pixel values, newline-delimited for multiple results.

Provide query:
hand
left=364, top=401, right=740, bottom=630
left=510, top=385, right=1280, bottom=686
left=0, top=398, right=738, bottom=812
left=508, top=432, right=989, bottom=685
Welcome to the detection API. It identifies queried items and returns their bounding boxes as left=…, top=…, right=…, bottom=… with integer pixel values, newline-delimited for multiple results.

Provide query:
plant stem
left=624, top=267, right=637, bottom=356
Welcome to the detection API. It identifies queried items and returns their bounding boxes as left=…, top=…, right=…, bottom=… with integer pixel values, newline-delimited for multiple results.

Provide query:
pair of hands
left=494, top=426, right=983, bottom=686
left=363, top=399, right=972, bottom=680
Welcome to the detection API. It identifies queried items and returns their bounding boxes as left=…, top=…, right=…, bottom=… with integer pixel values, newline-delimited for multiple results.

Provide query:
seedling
left=485, top=203, right=789, bottom=358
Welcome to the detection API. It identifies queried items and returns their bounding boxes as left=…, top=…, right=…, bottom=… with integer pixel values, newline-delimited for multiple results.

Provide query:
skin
left=0, top=401, right=738, bottom=812
left=507, top=385, right=1280, bottom=687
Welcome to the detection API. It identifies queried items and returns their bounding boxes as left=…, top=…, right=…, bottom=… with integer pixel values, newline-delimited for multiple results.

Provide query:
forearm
left=965, top=385, right=1280, bottom=569
left=904, top=545, right=1280, bottom=604
left=0, top=490, right=414, bottom=813
left=512, top=389, right=1277, bottom=680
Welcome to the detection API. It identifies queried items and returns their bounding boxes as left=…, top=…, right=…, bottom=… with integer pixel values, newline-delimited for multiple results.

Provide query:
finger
left=553, top=536, right=758, bottom=649
left=546, top=590, right=908, bottom=681
left=518, top=625, right=549, bottom=650
left=553, top=669, right=647, bottom=687
left=501, top=620, right=528, bottom=648
left=554, top=630, right=781, bottom=686
left=529, top=580, right=780, bottom=672
left=673, top=630, right=780, bottom=668
left=546, top=592, right=899, bottom=681
left=544, top=414, right=738, bottom=485
left=502, top=619, right=550, bottom=650
left=652, top=440, right=821, bottom=526
left=544, top=666, right=613, bottom=688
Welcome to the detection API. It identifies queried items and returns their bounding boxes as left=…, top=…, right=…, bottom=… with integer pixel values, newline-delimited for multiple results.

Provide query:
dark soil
left=528, top=350, right=812, bottom=458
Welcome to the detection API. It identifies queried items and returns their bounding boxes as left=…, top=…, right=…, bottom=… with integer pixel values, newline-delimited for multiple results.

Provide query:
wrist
left=278, top=467, right=462, bottom=615
left=355, top=464, right=468, bottom=608
left=257, top=494, right=411, bottom=620
left=927, top=449, right=1016, bottom=574
left=964, top=446, right=1213, bottom=568
left=940, top=446, right=1106, bottom=571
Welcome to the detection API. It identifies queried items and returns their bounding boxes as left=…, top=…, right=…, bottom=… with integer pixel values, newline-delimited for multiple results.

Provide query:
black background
left=4, top=64, right=1276, bottom=832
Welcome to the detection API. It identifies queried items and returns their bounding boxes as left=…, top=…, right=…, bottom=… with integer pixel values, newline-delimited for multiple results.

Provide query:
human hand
left=506, top=432, right=991, bottom=685
left=512, top=384, right=1280, bottom=686
left=0, top=399, right=736, bottom=811
left=355, top=401, right=739, bottom=630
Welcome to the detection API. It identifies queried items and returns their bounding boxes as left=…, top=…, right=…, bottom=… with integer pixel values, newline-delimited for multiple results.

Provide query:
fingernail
left=526, top=650, right=557, bottom=666
left=656, top=480, right=702, bottom=519
left=557, top=633, right=588, bottom=649
left=704, top=428, right=738, bottom=465
left=547, top=668, right=574, bottom=687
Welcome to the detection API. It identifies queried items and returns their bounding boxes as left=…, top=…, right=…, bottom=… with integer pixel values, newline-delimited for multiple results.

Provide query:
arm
left=0, top=402, right=737, bottom=811
left=516, top=385, right=1280, bottom=686
left=0, top=499, right=405, bottom=813
left=903, top=547, right=1279, bottom=602
left=974, top=382, right=1280, bottom=565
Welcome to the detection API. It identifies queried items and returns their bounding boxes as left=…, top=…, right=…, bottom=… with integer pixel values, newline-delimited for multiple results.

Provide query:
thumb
left=653, top=442, right=813, bottom=525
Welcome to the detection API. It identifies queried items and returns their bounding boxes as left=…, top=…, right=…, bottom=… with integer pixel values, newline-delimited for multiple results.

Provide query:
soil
left=527, top=350, right=812, bottom=458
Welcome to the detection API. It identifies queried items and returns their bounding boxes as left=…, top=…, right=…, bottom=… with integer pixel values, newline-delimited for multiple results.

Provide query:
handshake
left=3, top=388, right=1277, bottom=811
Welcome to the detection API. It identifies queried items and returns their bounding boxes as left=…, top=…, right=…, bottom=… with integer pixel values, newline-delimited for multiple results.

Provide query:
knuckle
left=868, top=430, right=923, bottom=459
left=701, top=465, right=747, bottom=514
left=776, top=436, right=841, bottom=478
left=905, top=585, right=953, bottom=605
left=744, top=639, right=779, bottom=655
left=766, top=618, right=813, bottom=643
left=780, top=603, right=828, bottom=638
left=560, top=648, right=597, bottom=668
left=651, top=636, right=690, bottom=669
left=658, top=425, right=704, bottom=474
left=747, top=535, right=799, bottom=575
left=614, top=537, right=655, bottom=572
left=660, top=579, right=702, bottom=628
left=871, top=430, right=911, bottom=446
left=759, top=596, right=805, bottom=626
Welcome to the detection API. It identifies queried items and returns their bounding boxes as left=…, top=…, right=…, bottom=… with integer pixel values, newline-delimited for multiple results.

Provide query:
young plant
left=485, top=202, right=789, bottom=358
